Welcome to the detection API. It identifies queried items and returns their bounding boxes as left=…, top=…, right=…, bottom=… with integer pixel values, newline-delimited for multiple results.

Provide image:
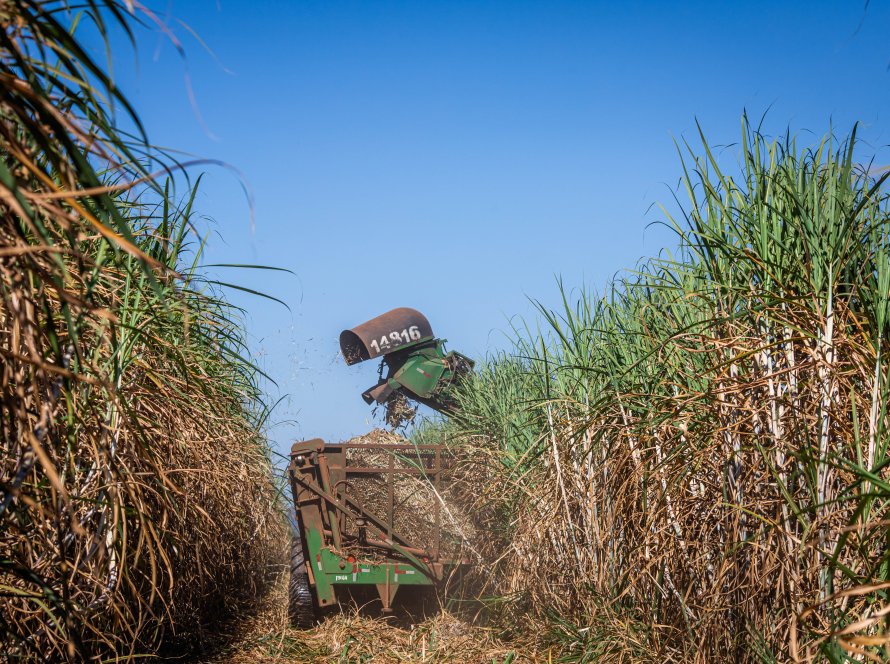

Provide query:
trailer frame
left=287, top=437, right=466, bottom=623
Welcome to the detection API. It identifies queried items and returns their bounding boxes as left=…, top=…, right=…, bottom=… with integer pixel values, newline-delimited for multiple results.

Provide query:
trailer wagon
left=286, top=436, right=467, bottom=626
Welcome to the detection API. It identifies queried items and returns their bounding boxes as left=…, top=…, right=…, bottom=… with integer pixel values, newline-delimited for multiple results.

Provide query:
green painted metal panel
left=304, top=525, right=337, bottom=606
left=319, top=549, right=434, bottom=587
left=305, top=529, right=435, bottom=605
left=391, top=353, right=447, bottom=399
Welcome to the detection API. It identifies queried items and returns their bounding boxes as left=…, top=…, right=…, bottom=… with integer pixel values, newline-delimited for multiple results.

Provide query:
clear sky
left=104, top=0, right=890, bottom=456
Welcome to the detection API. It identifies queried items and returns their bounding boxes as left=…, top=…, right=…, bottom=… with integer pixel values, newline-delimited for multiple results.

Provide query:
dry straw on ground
left=195, top=574, right=531, bottom=664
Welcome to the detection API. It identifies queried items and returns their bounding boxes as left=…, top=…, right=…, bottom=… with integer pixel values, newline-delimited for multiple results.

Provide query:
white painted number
left=369, top=326, right=424, bottom=354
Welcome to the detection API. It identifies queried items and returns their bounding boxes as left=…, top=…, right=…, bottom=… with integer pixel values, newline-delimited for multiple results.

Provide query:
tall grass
left=0, top=2, right=285, bottom=660
left=442, top=119, right=890, bottom=661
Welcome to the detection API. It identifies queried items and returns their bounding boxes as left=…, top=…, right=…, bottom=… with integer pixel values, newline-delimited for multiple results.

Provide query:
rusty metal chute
left=339, top=307, right=434, bottom=365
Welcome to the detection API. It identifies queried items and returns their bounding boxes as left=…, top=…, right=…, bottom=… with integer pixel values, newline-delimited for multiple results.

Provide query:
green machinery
left=286, top=308, right=473, bottom=627
left=339, top=307, right=474, bottom=415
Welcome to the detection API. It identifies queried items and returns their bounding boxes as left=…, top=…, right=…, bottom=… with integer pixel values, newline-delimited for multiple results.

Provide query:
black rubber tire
left=288, top=533, right=318, bottom=628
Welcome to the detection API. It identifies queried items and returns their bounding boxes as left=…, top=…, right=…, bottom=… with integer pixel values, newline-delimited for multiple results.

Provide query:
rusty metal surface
left=339, top=307, right=434, bottom=365
left=289, top=438, right=453, bottom=565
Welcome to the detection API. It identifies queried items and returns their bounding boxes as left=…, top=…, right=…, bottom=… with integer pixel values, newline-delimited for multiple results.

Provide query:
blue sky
left=104, top=1, right=890, bottom=455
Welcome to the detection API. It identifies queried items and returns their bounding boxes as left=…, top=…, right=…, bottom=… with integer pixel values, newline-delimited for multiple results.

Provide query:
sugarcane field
left=4, top=1, right=890, bottom=662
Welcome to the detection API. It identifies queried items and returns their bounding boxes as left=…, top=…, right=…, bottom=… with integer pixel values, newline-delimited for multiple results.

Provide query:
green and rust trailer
left=286, top=308, right=473, bottom=627
left=286, top=436, right=467, bottom=626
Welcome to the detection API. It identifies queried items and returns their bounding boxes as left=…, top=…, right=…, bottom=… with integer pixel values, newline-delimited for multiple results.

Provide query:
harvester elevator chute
left=339, top=307, right=474, bottom=415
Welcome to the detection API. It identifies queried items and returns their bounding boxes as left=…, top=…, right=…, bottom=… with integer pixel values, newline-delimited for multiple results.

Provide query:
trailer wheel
left=288, top=534, right=317, bottom=628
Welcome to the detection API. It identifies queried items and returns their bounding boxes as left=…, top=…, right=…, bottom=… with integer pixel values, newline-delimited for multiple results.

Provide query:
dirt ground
left=192, top=575, right=539, bottom=663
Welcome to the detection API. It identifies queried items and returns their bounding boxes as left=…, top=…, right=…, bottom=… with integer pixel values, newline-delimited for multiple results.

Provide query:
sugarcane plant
left=440, top=118, right=890, bottom=662
left=0, top=2, right=286, bottom=660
